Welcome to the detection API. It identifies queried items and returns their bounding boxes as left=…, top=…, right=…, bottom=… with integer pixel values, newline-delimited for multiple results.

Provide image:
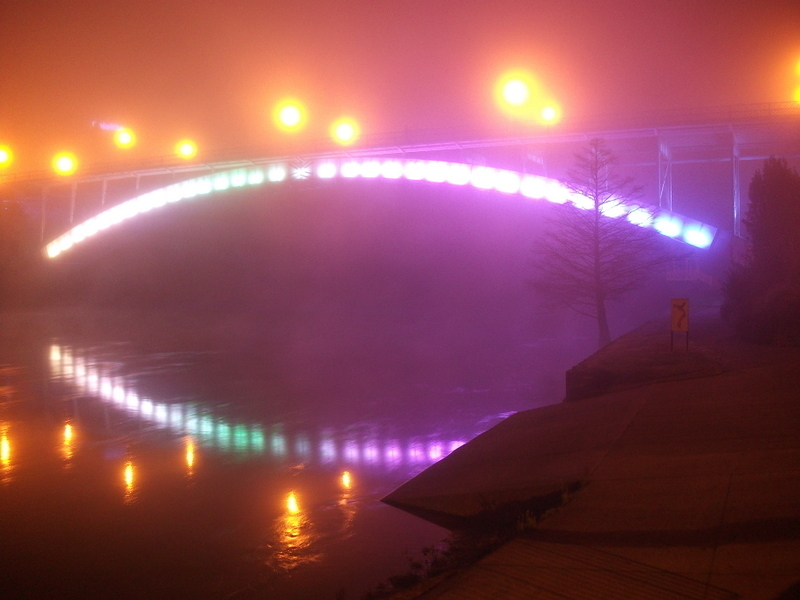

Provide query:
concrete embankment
left=383, top=311, right=800, bottom=598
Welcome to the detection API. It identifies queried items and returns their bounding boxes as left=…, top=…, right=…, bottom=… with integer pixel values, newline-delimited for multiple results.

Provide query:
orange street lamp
left=539, top=103, right=562, bottom=125
left=330, top=117, right=360, bottom=145
left=496, top=71, right=540, bottom=119
left=52, top=152, right=78, bottom=176
left=175, top=139, right=197, bottom=159
left=273, top=99, right=307, bottom=132
left=113, top=128, right=136, bottom=149
left=0, top=145, right=12, bottom=168
left=502, top=78, right=531, bottom=107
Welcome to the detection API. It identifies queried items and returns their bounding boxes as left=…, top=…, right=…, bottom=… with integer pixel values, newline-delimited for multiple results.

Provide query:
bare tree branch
left=530, top=138, right=678, bottom=348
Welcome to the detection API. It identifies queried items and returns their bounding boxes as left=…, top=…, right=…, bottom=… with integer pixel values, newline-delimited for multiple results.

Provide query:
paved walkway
left=384, top=315, right=800, bottom=598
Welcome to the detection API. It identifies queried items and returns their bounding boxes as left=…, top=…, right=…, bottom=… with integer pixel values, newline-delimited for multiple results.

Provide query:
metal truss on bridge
left=2, top=102, right=799, bottom=251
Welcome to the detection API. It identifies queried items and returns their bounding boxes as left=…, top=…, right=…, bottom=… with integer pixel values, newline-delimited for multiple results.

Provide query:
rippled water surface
left=0, top=311, right=565, bottom=599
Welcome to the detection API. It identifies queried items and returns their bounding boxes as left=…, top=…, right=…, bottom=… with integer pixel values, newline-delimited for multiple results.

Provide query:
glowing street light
left=0, top=145, right=12, bottom=168
left=496, top=70, right=563, bottom=125
left=330, top=117, right=360, bottom=145
left=496, top=71, right=539, bottom=117
left=273, top=99, right=307, bottom=132
left=52, top=152, right=78, bottom=176
left=175, top=139, right=197, bottom=159
left=502, top=78, right=531, bottom=107
left=539, top=103, right=562, bottom=125
left=113, top=128, right=136, bottom=149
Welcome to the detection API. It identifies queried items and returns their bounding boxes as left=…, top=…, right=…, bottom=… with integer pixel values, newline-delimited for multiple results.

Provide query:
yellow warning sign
left=671, top=298, right=689, bottom=332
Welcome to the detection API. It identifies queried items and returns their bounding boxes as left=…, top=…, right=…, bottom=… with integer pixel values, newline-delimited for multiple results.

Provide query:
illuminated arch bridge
left=44, top=156, right=717, bottom=259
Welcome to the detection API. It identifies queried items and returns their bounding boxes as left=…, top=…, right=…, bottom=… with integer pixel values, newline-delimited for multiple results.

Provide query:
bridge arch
left=44, top=158, right=717, bottom=259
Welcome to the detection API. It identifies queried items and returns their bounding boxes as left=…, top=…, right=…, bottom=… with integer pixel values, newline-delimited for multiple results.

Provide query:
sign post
left=670, top=298, right=689, bottom=351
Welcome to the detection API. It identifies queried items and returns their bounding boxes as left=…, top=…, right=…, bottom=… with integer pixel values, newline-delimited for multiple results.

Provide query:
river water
left=0, top=310, right=577, bottom=599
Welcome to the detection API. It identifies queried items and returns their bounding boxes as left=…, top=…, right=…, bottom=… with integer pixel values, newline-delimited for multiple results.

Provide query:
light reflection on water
left=48, top=342, right=471, bottom=471
left=62, top=423, right=74, bottom=464
left=123, top=460, right=136, bottom=503
left=28, top=343, right=496, bottom=598
left=0, top=339, right=511, bottom=598
left=0, top=426, right=11, bottom=483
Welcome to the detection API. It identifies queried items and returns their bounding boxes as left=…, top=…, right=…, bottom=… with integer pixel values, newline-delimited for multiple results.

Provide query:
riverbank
left=382, top=310, right=800, bottom=599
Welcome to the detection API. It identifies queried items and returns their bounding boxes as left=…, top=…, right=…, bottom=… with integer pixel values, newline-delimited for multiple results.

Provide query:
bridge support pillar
left=40, top=186, right=48, bottom=243
left=657, top=139, right=673, bottom=211
left=69, top=181, right=77, bottom=224
left=732, top=134, right=742, bottom=237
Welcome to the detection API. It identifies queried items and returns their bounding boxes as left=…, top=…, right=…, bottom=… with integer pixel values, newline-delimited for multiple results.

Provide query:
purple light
left=344, top=440, right=360, bottom=463
left=424, top=161, right=449, bottom=183
left=446, top=164, right=472, bottom=185
left=449, top=441, right=465, bottom=453
left=381, top=160, right=404, bottom=179
left=543, top=180, right=570, bottom=204
left=496, top=170, right=521, bottom=194
left=408, top=441, right=425, bottom=464
left=683, top=225, right=713, bottom=248
left=363, top=440, right=380, bottom=463
left=428, top=442, right=444, bottom=461
left=403, top=161, right=426, bottom=180
left=471, top=166, right=497, bottom=189
left=520, top=175, right=547, bottom=199
left=598, top=198, right=628, bottom=218
left=626, top=207, right=654, bottom=226
left=341, top=161, right=360, bottom=178
left=384, top=441, right=402, bottom=466
left=43, top=158, right=718, bottom=260
left=361, top=160, right=381, bottom=178
left=654, top=215, right=683, bottom=238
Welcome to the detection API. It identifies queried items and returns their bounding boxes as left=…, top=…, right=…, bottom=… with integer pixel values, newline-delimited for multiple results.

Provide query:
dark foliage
left=722, top=158, right=800, bottom=345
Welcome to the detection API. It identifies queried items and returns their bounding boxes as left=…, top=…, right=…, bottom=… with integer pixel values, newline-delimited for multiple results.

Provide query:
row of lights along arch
left=44, top=158, right=718, bottom=259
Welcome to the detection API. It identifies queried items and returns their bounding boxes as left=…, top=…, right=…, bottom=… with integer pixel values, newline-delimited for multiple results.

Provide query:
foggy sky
left=1, top=0, right=799, bottom=172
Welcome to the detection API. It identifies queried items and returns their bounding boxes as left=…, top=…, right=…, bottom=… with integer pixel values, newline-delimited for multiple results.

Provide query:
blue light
left=654, top=215, right=682, bottom=238
left=683, top=225, right=714, bottom=248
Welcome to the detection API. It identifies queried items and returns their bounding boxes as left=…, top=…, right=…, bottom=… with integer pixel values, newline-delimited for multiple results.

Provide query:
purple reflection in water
left=49, top=343, right=477, bottom=473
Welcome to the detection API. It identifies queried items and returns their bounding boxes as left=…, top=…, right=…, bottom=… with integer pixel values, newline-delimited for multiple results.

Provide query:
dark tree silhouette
left=530, top=139, right=676, bottom=349
left=722, top=157, right=800, bottom=345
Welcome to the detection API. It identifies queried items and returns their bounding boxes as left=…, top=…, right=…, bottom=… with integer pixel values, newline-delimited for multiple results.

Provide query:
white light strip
left=44, top=159, right=717, bottom=258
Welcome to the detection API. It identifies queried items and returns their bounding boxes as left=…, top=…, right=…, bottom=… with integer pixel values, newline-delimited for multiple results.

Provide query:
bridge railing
left=2, top=101, right=799, bottom=187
